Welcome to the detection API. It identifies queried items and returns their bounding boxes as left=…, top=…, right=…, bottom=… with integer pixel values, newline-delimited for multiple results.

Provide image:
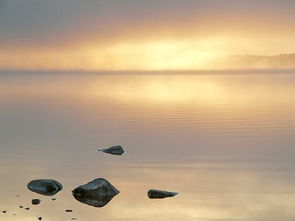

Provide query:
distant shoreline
left=0, top=69, right=295, bottom=76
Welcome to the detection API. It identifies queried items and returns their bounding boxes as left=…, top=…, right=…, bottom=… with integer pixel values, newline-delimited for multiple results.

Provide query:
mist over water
left=0, top=72, right=295, bottom=221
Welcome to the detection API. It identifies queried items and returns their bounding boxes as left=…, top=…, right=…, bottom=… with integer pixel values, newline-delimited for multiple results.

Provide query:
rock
left=98, top=145, right=125, bottom=155
left=25, top=207, right=30, bottom=210
left=19, top=206, right=23, bottom=208
left=147, top=189, right=178, bottom=199
left=65, top=209, right=73, bottom=212
left=31, top=199, right=41, bottom=205
left=51, top=198, right=56, bottom=201
left=27, top=179, right=63, bottom=196
left=38, top=217, right=42, bottom=220
left=2, top=210, right=7, bottom=213
left=72, top=178, right=119, bottom=207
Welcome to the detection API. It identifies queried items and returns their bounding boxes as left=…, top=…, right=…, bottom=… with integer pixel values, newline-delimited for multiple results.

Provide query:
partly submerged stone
left=98, top=145, right=125, bottom=155
left=72, top=178, right=119, bottom=207
left=147, top=189, right=178, bottom=199
left=31, top=199, right=41, bottom=205
left=27, top=179, right=63, bottom=196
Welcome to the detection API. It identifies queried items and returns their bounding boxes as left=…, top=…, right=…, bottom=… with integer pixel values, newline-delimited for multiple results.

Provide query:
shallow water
left=0, top=72, right=295, bottom=221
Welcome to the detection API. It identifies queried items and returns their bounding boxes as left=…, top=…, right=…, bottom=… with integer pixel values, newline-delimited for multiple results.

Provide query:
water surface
left=0, top=72, right=295, bottom=221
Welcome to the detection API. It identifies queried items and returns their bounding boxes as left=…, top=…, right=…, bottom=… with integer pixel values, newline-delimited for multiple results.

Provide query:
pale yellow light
left=4, top=35, right=294, bottom=71
left=88, top=39, right=228, bottom=70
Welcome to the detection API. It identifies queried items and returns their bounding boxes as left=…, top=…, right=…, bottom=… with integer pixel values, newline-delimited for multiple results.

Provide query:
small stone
left=98, top=145, right=125, bottom=155
left=27, top=179, right=63, bottom=196
left=25, top=207, right=30, bottom=210
left=65, top=209, right=73, bottom=212
left=147, top=189, right=178, bottom=199
left=71, top=218, right=77, bottom=220
left=19, top=206, right=23, bottom=208
left=51, top=198, right=56, bottom=201
left=32, top=199, right=41, bottom=205
left=2, top=210, right=7, bottom=213
left=38, top=217, right=42, bottom=220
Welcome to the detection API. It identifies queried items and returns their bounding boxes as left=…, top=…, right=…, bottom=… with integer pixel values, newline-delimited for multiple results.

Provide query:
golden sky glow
left=1, top=0, right=295, bottom=70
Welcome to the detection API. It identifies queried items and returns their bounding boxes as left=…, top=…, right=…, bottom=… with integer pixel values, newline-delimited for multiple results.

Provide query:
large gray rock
left=147, top=189, right=178, bottom=199
left=98, top=145, right=125, bottom=155
left=72, top=178, right=119, bottom=207
left=27, top=179, right=63, bottom=196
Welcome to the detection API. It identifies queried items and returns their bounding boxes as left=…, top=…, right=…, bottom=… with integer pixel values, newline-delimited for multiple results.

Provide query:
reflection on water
left=0, top=72, right=295, bottom=221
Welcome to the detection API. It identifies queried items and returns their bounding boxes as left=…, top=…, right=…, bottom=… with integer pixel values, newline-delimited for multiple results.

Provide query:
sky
left=0, top=0, right=295, bottom=70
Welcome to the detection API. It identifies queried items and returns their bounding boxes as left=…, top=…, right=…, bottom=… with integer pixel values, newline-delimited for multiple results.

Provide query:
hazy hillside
left=219, top=54, right=295, bottom=69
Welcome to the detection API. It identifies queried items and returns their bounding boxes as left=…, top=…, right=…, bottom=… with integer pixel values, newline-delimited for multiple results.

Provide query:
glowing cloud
left=1, top=0, right=295, bottom=70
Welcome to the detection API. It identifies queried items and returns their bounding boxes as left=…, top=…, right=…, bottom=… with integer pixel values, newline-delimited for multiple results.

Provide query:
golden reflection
left=0, top=74, right=295, bottom=220
left=4, top=161, right=295, bottom=221
left=1, top=74, right=295, bottom=109
left=104, top=155, right=295, bottom=221
left=108, top=165, right=295, bottom=221
left=1, top=74, right=295, bottom=138
left=85, top=75, right=295, bottom=109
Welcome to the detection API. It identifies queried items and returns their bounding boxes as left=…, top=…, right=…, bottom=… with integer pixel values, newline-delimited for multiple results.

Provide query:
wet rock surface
left=147, top=189, right=178, bottom=199
left=27, top=179, right=63, bottom=196
left=98, top=145, right=125, bottom=155
left=72, top=178, right=119, bottom=207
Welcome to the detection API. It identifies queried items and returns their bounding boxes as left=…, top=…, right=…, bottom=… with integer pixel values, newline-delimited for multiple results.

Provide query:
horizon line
left=1, top=69, right=295, bottom=75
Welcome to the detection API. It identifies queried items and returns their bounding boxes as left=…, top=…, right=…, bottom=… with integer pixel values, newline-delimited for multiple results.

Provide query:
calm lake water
left=0, top=72, right=295, bottom=221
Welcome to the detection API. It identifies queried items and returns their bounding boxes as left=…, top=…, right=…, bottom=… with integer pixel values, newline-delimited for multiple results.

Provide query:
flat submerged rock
left=27, top=179, right=63, bottom=196
left=72, top=178, right=119, bottom=207
left=147, top=189, right=178, bottom=199
left=98, top=145, right=125, bottom=155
